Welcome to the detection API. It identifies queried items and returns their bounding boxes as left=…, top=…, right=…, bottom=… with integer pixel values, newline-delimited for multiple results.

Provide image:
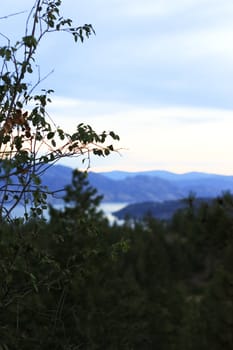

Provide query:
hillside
left=90, top=171, right=233, bottom=203
left=112, top=198, right=213, bottom=221
left=88, top=173, right=183, bottom=202
left=34, top=165, right=233, bottom=203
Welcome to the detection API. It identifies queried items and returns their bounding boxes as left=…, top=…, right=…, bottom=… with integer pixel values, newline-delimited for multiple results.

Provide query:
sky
left=1, top=0, right=233, bottom=174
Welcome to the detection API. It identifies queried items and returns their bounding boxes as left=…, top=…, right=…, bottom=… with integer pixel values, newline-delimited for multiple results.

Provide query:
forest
left=0, top=1, right=232, bottom=348
left=0, top=169, right=233, bottom=349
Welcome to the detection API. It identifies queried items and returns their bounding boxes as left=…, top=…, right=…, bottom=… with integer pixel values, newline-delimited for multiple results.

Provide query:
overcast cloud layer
left=1, top=1, right=233, bottom=173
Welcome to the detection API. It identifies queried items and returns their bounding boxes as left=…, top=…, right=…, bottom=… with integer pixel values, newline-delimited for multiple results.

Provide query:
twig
left=0, top=11, right=27, bottom=20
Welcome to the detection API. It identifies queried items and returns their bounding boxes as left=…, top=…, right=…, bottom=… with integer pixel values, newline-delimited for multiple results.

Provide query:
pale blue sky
left=1, top=0, right=233, bottom=174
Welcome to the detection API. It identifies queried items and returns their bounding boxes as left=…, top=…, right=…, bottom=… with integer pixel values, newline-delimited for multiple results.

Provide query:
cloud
left=74, top=0, right=233, bottom=22
left=5, top=0, right=232, bottom=110
left=48, top=97, right=233, bottom=174
left=3, top=1, right=233, bottom=174
left=48, top=96, right=233, bottom=128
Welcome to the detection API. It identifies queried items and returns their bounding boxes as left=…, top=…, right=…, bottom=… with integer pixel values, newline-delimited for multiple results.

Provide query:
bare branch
left=0, top=10, right=27, bottom=20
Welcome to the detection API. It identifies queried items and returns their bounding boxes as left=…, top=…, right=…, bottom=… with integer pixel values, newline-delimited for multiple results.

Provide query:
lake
left=5, top=202, right=128, bottom=224
left=100, top=202, right=127, bottom=224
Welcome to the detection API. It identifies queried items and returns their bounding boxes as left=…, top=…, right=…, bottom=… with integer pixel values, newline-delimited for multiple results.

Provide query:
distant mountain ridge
left=101, top=169, right=230, bottom=181
left=113, top=198, right=214, bottom=221
left=36, top=165, right=233, bottom=203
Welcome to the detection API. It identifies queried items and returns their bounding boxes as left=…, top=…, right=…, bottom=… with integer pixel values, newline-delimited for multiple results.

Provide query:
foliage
left=0, top=3, right=232, bottom=348
left=0, top=167, right=233, bottom=348
left=0, top=0, right=119, bottom=222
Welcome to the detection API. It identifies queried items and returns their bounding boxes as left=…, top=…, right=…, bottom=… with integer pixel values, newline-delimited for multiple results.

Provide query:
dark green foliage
left=1, top=169, right=233, bottom=348
left=1, top=2, right=232, bottom=346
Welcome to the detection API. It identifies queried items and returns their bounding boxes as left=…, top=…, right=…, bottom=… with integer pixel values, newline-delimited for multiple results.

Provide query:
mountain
left=37, top=164, right=73, bottom=202
left=101, top=170, right=226, bottom=181
left=101, top=170, right=183, bottom=181
left=113, top=198, right=212, bottom=221
left=88, top=173, right=183, bottom=202
left=89, top=170, right=233, bottom=203
left=113, top=200, right=187, bottom=221
left=99, top=170, right=233, bottom=201
left=25, top=165, right=233, bottom=203
left=41, top=164, right=73, bottom=190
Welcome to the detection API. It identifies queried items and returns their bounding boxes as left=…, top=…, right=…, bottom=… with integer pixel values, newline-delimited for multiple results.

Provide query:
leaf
left=47, top=131, right=55, bottom=139
left=27, top=65, right=33, bottom=73
left=31, top=174, right=41, bottom=185
left=23, top=35, right=37, bottom=48
left=16, top=101, right=23, bottom=108
left=109, top=131, right=120, bottom=140
left=108, top=144, right=114, bottom=151
left=29, top=273, right=39, bottom=292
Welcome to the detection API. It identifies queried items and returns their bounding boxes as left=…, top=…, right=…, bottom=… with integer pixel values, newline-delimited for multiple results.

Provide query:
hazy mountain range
left=112, top=197, right=214, bottom=221
left=38, top=165, right=233, bottom=204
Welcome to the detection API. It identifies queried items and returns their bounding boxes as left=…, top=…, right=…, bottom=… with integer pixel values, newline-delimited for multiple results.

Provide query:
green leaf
left=109, top=131, right=120, bottom=140
left=27, top=65, right=33, bottom=73
left=29, top=273, right=39, bottom=292
left=47, top=131, right=55, bottom=139
left=23, top=35, right=37, bottom=48
left=16, top=101, right=23, bottom=108
left=108, top=144, right=114, bottom=151
left=31, top=174, right=41, bottom=185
